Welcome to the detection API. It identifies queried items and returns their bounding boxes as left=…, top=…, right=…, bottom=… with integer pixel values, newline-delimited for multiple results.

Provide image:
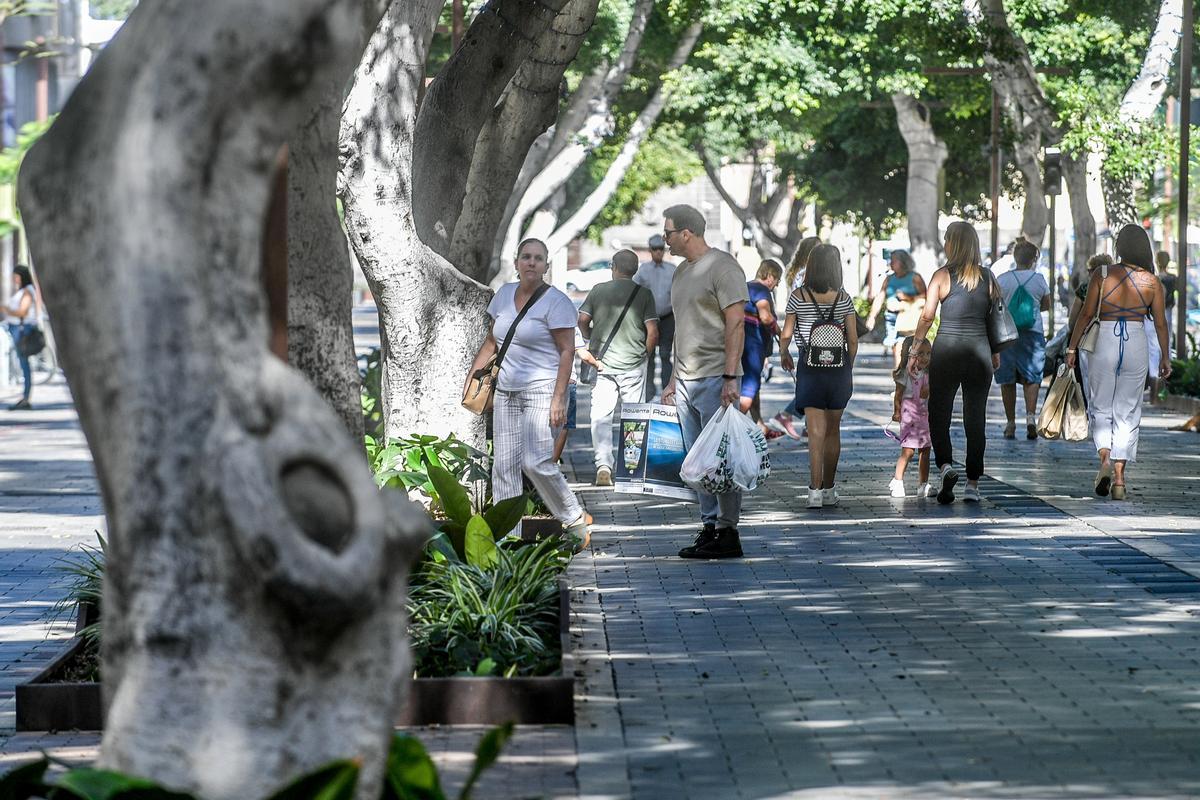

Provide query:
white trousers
left=493, top=382, right=583, bottom=527
left=1087, top=320, right=1148, bottom=463
left=590, top=366, right=647, bottom=469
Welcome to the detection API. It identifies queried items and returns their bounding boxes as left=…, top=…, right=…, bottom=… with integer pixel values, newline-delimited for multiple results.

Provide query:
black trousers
left=929, top=334, right=993, bottom=481
left=645, top=313, right=675, bottom=400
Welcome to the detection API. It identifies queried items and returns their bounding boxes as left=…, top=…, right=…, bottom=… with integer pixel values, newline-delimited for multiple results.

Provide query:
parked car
left=563, top=259, right=613, bottom=294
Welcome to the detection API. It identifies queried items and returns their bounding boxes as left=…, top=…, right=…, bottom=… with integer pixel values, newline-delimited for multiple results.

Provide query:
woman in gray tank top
left=908, top=222, right=998, bottom=504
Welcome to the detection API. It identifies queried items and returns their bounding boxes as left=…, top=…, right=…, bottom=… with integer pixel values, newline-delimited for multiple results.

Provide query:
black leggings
left=929, top=334, right=993, bottom=481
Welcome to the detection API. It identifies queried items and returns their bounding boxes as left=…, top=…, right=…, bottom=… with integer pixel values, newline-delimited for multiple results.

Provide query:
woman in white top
left=464, top=238, right=590, bottom=547
left=5, top=266, right=37, bottom=410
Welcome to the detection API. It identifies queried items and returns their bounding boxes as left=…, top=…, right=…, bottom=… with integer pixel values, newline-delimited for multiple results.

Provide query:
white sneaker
left=916, top=482, right=933, bottom=498
left=889, top=478, right=906, bottom=498
left=963, top=485, right=981, bottom=503
left=806, top=488, right=823, bottom=509
left=824, top=488, right=840, bottom=506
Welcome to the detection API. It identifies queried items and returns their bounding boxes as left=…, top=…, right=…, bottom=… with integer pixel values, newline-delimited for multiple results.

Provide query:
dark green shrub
left=409, top=539, right=568, bottom=678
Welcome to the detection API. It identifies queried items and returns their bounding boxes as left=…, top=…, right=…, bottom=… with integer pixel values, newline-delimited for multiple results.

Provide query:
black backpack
left=804, top=290, right=847, bottom=368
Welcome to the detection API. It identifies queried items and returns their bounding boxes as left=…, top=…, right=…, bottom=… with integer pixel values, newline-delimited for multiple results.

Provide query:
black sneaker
left=1026, top=424, right=1038, bottom=440
left=688, top=528, right=743, bottom=560
left=7, top=398, right=31, bottom=411
left=937, top=466, right=959, bottom=505
left=678, top=525, right=717, bottom=558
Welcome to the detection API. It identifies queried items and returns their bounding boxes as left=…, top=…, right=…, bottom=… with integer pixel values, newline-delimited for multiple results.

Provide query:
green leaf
left=481, top=495, right=527, bottom=541
left=427, top=465, right=471, bottom=526
left=474, top=658, right=497, bottom=676
left=0, top=758, right=49, bottom=800
left=425, top=532, right=461, bottom=564
left=458, top=723, right=514, bottom=800
left=382, top=735, right=445, bottom=800
left=438, top=521, right=467, bottom=561
left=464, top=515, right=498, bottom=569
left=262, top=760, right=358, bottom=800
left=48, top=769, right=183, bottom=800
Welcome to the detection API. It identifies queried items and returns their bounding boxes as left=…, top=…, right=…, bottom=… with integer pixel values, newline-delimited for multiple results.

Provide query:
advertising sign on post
left=613, top=403, right=696, bottom=502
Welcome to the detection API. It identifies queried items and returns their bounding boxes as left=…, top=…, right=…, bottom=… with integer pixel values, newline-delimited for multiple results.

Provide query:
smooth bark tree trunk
left=1010, top=114, right=1048, bottom=245
left=1063, top=151, right=1097, bottom=281
left=17, top=2, right=425, bottom=798
left=449, top=0, right=600, bottom=282
left=288, top=44, right=366, bottom=441
left=700, top=153, right=803, bottom=261
left=892, top=92, right=948, bottom=275
left=1103, top=0, right=1183, bottom=227
left=966, top=0, right=1098, bottom=277
left=544, top=20, right=702, bottom=255
left=500, top=0, right=656, bottom=263
left=411, top=0, right=570, bottom=260
left=341, top=0, right=493, bottom=445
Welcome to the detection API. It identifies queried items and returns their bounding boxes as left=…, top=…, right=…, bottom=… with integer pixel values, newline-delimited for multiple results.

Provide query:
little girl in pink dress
left=889, top=336, right=932, bottom=498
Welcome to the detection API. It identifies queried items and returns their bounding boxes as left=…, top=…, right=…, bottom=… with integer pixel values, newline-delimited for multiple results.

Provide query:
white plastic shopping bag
left=679, top=406, right=770, bottom=495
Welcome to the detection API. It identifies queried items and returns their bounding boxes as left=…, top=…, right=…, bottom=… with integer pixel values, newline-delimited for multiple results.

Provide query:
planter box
left=15, top=637, right=101, bottom=732
left=1161, top=393, right=1200, bottom=415
left=17, top=582, right=574, bottom=731
left=520, top=515, right=564, bottom=542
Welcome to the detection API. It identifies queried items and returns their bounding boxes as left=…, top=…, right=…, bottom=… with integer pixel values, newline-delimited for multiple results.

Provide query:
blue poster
left=614, top=403, right=696, bottom=502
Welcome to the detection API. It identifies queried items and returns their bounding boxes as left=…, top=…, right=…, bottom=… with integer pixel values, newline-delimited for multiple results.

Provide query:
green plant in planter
left=0, top=724, right=513, bottom=800
left=367, top=434, right=493, bottom=511
left=360, top=347, right=384, bottom=441
left=425, top=464, right=526, bottom=569
left=409, top=539, right=567, bottom=678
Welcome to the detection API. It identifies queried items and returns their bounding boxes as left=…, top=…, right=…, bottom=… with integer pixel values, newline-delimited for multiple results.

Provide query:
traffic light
left=1044, top=148, right=1062, bottom=196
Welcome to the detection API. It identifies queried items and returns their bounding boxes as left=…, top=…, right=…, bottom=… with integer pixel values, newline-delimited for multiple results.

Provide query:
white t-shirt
left=4, top=286, right=35, bottom=325
left=488, top=283, right=578, bottom=391
left=997, top=268, right=1049, bottom=334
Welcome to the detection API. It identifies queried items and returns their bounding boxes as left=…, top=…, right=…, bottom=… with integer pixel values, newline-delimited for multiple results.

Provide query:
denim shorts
left=995, top=329, right=1046, bottom=385
left=793, top=358, right=853, bottom=411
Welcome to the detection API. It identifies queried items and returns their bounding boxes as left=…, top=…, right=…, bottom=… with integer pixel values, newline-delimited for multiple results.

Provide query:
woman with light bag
left=1065, top=225, right=1171, bottom=500
left=1037, top=365, right=1089, bottom=442
left=463, top=238, right=590, bottom=546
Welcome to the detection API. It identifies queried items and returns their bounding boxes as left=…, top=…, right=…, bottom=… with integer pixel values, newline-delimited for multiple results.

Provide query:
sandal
left=1094, top=462, right=1113, bottom=497
left=1003, top=421, right=1016, bottom=439
left=1111, top=484, right=1127, bottom=501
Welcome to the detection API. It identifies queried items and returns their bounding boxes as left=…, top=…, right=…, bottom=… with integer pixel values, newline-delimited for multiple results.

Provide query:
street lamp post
left=1044, top=147, right=1062, bottom=335
left=1178, top=0, right=1194, bottom=360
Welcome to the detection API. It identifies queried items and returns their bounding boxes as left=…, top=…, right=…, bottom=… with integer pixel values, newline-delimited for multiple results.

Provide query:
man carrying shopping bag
left=659, top=204, right=750, bottom=560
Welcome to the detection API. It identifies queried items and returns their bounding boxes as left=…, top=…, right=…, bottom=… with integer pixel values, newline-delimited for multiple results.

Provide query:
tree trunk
left=892, top=92, right=948, bottom=276
left=1063, top=150, right=1097, bottom=281
left=17, top=2, right=425, bottom=798
left=411, top=0, right=570, bottom=260
left=1010, top=115, right=1048, bottom=245
left=341, top=0, right=493, bottom=445
left=700, top=151, right=803, bottom=260
left=1103, top=0, right=1183, bottom=227
left=545, top=20, right=703, bottom=255
left=287, top=45, right=366, bottom=441
left=449, top=0, right=600, bottom=282
left=499, top=0, right=656, bottom=263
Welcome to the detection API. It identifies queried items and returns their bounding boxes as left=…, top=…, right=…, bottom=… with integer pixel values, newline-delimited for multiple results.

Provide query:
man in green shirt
left=579, top=250, right=659, bottom=486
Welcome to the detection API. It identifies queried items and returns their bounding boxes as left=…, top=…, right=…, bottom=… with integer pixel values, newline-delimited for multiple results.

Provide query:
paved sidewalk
left=567, top=358, right=1200, bottom=799
left=4, top=348, right=1200, bottom=799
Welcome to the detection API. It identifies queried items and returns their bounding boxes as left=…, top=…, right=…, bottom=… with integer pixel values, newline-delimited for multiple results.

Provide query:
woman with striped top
left=780, top=244, right=859, bottom=509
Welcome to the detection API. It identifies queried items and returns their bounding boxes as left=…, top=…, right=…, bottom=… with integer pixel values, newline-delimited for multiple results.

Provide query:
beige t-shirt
left=670, top=248, right=750, bottom=381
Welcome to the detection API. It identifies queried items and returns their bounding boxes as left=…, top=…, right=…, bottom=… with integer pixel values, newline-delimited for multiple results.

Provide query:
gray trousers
left=676, top=376, right=742, bottom=529
left=590, top=366, right=647, bottom=470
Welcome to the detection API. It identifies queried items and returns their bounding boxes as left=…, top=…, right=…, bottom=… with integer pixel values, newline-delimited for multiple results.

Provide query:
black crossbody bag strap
left=590, top=284, right=642, bottom=361
left=495, top=284, right=550, bottom=368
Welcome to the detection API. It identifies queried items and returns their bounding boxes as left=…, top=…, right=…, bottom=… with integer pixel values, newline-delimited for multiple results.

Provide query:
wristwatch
left=722, top=374, right=737, bottom=381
